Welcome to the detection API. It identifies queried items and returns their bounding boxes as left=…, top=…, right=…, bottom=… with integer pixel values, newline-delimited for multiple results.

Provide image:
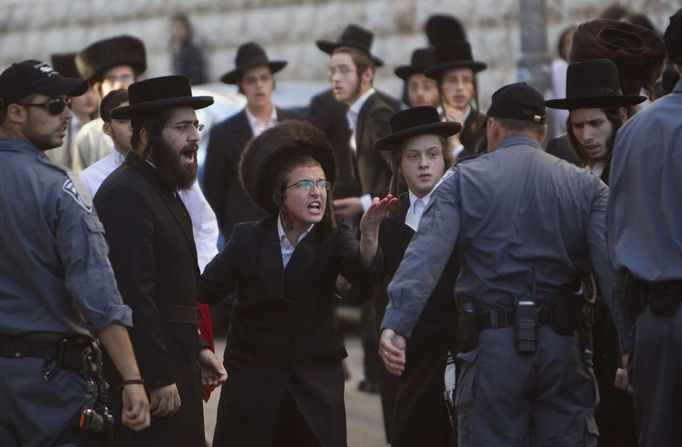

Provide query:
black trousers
left=271, top=391, right=320, bottom=447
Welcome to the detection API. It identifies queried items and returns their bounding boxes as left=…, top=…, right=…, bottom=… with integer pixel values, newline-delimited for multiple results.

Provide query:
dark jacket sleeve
left=334, top=227, right=383, bottom=302
left=199, top=224, right=243, bottom=305
left=95, top=186, right=174, bottom=390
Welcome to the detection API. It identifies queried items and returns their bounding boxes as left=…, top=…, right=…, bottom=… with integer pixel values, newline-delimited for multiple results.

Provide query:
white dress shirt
left=277, top=216, right=314, bottom=268
left=80, top=150, right=219, bottom=272
left=405, top=189, right=433, bottom=232
left=346, top=87, right=376, bottom=211
left=245, top=106, right=278, bottom=138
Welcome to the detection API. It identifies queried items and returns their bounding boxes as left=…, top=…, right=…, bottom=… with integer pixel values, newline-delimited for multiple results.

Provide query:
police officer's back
left=381, top=83, right=632, bottom=447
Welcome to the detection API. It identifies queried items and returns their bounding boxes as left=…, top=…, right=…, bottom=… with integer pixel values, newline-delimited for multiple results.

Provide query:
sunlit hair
left=272, top=155, right=335, bottom=230
left=386, top=134, right=452, bottom=219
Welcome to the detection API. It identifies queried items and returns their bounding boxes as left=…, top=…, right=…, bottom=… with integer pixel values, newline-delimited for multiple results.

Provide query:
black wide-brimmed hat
left=240, top=119, right=337, bottom=215
left=375, top=106, right=462, bottom=151
left=487, top=82, right=546, bottom=124
left=220, top=42, right=287, bottom=85
left=545, top=59, right=646, bottom=110
left=76, top=35, right=147, bottom=82
left=50, top=53, right=81, bottom=79
left=394, top=48, right=437, bottom=80
left=0, top=60, right=88, bottom=105
left=424, top=40, right=487, bottom=79
left=425, top=14, right=467, bottom=46
left=111, top=75, right=213, bottom=119
left=316, top=24, right=384, bottom=67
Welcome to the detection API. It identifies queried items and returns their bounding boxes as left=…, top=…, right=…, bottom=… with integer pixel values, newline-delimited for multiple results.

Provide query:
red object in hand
left=198, top=303, right=216, bottom=402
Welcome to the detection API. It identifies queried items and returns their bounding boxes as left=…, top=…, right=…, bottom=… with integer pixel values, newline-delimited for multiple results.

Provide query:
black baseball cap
left=486, top=82, right=546, bottom=124
left=0, top=60, right=88, bottom=106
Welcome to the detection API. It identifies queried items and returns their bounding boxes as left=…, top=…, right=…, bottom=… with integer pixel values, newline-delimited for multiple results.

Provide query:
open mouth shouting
left=307, top=201, right=323, bottom=215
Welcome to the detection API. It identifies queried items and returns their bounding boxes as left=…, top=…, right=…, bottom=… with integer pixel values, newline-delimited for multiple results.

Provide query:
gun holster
left=458, top=299, right=479, bottom=352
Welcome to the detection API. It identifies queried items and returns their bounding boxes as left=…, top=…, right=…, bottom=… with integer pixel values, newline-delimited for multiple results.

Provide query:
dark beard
left=151, top=137, right=198, bottom=191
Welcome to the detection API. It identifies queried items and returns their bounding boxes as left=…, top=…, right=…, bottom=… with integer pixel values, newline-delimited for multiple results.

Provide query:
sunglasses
left=19, top=97, right=72, bottom=116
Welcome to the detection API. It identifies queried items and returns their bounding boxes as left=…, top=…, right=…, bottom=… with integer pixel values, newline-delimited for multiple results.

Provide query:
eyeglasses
left=19, top=97, right=71, bottom=115
left=286, top=179, right=332, bottom=191
left=165, top=122, right=205, bottom=133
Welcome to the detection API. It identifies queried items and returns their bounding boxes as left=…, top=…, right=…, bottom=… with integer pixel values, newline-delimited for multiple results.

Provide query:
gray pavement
left=203, top=334, right=389, bottom=446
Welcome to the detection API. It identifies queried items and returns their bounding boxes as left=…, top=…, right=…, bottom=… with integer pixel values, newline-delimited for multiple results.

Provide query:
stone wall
left=0, top=0, right=677, bottom=108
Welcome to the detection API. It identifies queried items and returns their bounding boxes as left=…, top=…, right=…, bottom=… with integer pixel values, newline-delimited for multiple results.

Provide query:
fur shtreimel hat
left=570, top=19, right=665, bottom=95
left=240, top=120, right=337, bottom=216
left=76, top=35, right=147, bottom=82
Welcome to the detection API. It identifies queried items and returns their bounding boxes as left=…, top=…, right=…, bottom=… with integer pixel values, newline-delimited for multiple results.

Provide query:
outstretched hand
left=359, top=194, right=398, bottom=235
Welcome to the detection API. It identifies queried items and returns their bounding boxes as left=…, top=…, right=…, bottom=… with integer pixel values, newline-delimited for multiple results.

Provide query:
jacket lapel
left=136, top=160, right=198, bottom=265
left=354, top=92, right=377, bottom=157
left=258, top=217, right=286, bottom=300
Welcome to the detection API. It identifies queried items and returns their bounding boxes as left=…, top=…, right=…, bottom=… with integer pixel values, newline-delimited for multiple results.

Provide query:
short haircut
left=99, top=89, right=129, bottom=123
left=333, top=46, right=375, bottom=77
left=496, top=117, right=546, bottom=134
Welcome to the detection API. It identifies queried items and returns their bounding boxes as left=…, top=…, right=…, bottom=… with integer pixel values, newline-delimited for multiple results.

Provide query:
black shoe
left=357, top=378, right=379, bottom=394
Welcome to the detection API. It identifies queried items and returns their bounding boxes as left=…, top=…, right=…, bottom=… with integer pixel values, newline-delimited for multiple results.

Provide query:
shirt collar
left=277, top=215, right=314, bottom=245
left=408, top=189, right=432, bottom=210
left=0, top=138, right=41, bottom=155
left=346, top=87, right=376, bottom=132
left=674, top=79, right=682, bottom=94
left=245, top=106, right=277, bottom=133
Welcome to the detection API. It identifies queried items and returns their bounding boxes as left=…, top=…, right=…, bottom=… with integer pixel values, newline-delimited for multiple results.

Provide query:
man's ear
left=361, top=66, right=375, bottom=87
left=617, top=106, right=628, bottom=124
left=140, top=126, right=149, bottom=147
left=102, top=122, right=112, bottom=137
left=5, top=103, right=27, bottom=125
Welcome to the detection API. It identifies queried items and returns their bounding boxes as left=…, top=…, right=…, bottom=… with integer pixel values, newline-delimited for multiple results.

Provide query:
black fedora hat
left=316, top=24, right=384, bottom=67
left=50, top=53, right=81, bottom=79
left=220, top=42, right=287, bottom=85
left=545, top=59, right=646, bottom=110
left=111, top=75, right=213, bottom=119
left=394, top=48, right=437, bottom=80
left=424, top=40, right=487, bottom=79
left=240, top=119, right=337, bottom=215
left=375, top=106, right=462, bottom=151
left=425, top=14, right=467, bottom=46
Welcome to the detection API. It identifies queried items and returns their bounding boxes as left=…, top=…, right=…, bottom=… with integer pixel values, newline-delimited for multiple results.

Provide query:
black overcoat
left=94, top=156, right=205, bottom=446
left=200, top=217, right=378, bottom=447
left=203, top=107, right=303, bottom=236
left=370, top=194, right=460, bottom=446
left=458, top=107, right=487, bottom=158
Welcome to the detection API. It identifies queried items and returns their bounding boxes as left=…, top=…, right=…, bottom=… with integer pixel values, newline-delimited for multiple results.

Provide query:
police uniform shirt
left=0, top=138, right=132, bottom=336
left=383, top=135, right=632, bottom=351
left=81, top=150, right=219, bottom=271
left=608, top=80, right=682, bottom=282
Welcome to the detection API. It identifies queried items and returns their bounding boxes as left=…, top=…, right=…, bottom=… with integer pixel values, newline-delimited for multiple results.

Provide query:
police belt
left=477, top=308, right=551, bottom=330
left=0, top=333, right=92, bottom=371
left=157, top=305, right=200, bottom=325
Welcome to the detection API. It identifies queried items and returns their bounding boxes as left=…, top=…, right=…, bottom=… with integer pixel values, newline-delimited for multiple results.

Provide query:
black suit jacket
left=355, top=194, right=459, bottom=445
left=94, top=155, right=204, bottom=446
left=200, top=217, right=378, bottom=446
left=203, top=107, right=303, bottom=236
left=459, top=107, right=487, bottom=158
left=355, top=92, right=400, bottom=197
left=546, top=133, right=581, bottom=167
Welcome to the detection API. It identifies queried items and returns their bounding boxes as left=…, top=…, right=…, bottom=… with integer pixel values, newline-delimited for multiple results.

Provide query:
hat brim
left=545, top=94, right=646, bottom=110
left=394, top=65, right=427, bottom=80
left=111, top=96, right=214, bottom=119
left=220, top=61, right=287, bottom=84
left=424, top=61, right=487, bottom=79
left=38, top=77, right=88, bottom=98
left=316, top=40, right=385, bottom=67
left=375, top=121, right=462, bottom=151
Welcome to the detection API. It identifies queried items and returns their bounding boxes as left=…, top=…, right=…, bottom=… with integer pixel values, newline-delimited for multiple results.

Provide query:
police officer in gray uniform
left=608, top=10, right=682, bottom=446
left=379, top=83, right=633, bottom=447
left=0, top=60, right=150, bottom=446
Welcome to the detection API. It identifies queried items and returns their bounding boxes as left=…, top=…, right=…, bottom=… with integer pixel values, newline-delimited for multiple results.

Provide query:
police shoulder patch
left=62, top=178, right=92, bottom=213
